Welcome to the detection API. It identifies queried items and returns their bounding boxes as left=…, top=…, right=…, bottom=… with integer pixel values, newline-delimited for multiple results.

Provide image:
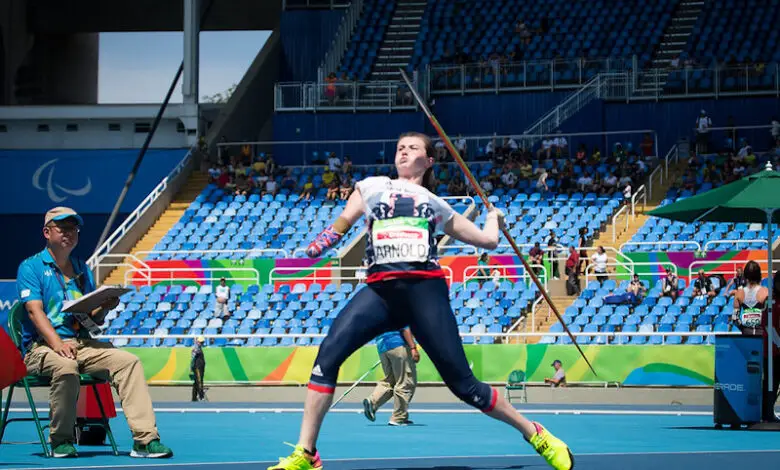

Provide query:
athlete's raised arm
left=443, top=206, right=505, bottom=251
left=305, top=187, right=365, bottom=258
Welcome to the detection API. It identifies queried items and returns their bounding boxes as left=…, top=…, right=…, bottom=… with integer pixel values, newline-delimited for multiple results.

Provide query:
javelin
left=329, top=360, right=382, bottom=410
left=399, top=69, right=597, bottom=377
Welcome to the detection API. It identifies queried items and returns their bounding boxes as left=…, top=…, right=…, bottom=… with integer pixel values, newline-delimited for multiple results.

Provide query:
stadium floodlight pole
left=95, top=0, right=216, bottom=253
left=399, top=68, right=597, bottom=377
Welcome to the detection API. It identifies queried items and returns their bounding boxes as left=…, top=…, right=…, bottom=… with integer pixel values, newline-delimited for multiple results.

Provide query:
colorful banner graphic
left=619, top=250, right=769, bottom=283
left=129, top=344, right=715, bottom=387
left=129, top=258, right=340, bottom=288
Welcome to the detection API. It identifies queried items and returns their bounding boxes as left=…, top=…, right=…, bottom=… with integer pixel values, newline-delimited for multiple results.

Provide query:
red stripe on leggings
left=308, top=382, right=335, bottom=394
left=481, top=388, right=498, bottom=413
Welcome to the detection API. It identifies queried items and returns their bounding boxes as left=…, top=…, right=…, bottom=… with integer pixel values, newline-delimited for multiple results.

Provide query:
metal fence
left=275, top=79, right=419, bottom=112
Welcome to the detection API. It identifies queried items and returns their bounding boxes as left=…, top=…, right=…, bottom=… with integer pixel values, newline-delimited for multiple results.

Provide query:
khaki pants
left=24, top=338, right=160, bottom=446
left=367, top=345, right=417, bottom=422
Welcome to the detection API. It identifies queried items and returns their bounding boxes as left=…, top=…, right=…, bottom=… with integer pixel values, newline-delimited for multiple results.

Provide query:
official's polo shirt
left=16, top=248, right=95, bottom=354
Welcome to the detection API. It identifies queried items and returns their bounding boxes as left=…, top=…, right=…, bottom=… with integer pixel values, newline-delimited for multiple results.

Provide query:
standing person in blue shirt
left=16, top=207, right=173, bottom=459
left=362, top=328, right=419, bottom=425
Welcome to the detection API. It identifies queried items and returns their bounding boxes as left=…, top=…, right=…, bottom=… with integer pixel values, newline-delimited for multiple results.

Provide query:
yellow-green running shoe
left=268, top=443, right=322, bottom=470
left=528, top=422, right=574, bottom=470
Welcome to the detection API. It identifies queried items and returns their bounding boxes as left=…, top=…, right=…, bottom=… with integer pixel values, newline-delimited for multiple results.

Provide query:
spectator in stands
left=602, top=173, right=618, bottom=195
left=434, top=140, right=447, bottom=161
left=537, top=138, right=553, bottom=160
left=325, top=72, right=338, bottom=105
left=577, top=227, right=589, bottom=274
left=528, top=243, right=544, bottom=278
left=281, top=170, right=297, bottom=192
left=455, top=135, right=467, bottom=160
left=771, top=116, right=780, bottom=148
left=326, top=177, right=341, bottom=201
left=16, top=207, right=172, bottom=458
left=552, top=131, right=568, bottom=158
left=214, top=278, right=230, bottom=319
left=661, top=268, right=679, bottom=301
left=234, top=173, right=251, bottom=196
left=693, top=269, right=716, bottom=300
left=216, top=165, right=230, bottom=189
left=322, top=167, right=336, bottom=188
left=536, top=168, right=549, bottom=193
left=640, top=133, right=654, bottom=158
left=519, top=159, right=533, bottom=180
left=340, top=176, right=354, bottom=201
left=604, top=274, right=644, bottom=306
left=501, top=166, right=518, bottom=189
left=544, top=360, right=566, bottom=387
left=574, top=144, right=587, bottom=165
left=576, top=172, right=594, bottom=193
left=695, top=110, right=712, bottom=153
left=327, top=152, right=341, bottom=172
left=264, top=177, right=278, bottom=198
left=725, top=267, right=747, bottom=296
left=591, top=246, right=608, bottom=283
left=301, top=176, right=314, bottom=201
left=565, top=247, right=580, bottom=296
left=342, top=156, right=353, bottom=175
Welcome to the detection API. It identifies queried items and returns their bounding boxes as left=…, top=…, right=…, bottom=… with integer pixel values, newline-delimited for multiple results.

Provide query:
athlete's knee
left=306, top=338, right=341, bottom=394
left=445, top=375, right=497, bottom=412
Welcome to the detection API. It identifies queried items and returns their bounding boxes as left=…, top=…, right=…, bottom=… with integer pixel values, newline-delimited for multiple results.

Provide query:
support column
left=181, top=0, right=200, bottom=144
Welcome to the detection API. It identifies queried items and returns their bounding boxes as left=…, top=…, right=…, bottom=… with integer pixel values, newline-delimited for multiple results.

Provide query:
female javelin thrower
left=268, top=132, right=574, bottom=470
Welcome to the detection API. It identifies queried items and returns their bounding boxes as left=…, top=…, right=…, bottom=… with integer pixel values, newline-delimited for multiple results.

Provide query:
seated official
left=16, top=207, right=173, bottom=459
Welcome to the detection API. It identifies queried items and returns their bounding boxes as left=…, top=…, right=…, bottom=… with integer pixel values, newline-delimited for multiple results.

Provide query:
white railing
left=124, top=267, right=261, bottom=287
left=134, top=249, right=290, bottom=259
left=87, top=149, right=194, bottom=271
left=583, top=261, right=677, bottom=286
left=663, top=144, right=679, bottom=180
left=93, top=253, right=154, bottom=286
left=619, top=240, right=703, bottom=252
left=97, top=331, right=740, bottom=344
left=647, top=165, right=663, bottom=200
left=703, top=239, right=770, bottom=251
left=318, top=0, right=364, bottom=82
left=630, top=184, right=647, bottom=219
left=268, top=266, right=455, bottom=286
left=688, top=259, right=777, bottom=279
left=438, top=245, right=478, bottom=255
left=611, top=204, right=630, bottom=242
left=462, top=264, right=548, bottom=291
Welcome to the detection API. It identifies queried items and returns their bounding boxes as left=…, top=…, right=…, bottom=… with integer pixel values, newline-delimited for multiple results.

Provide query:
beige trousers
left=367, top=345, right=417, bottom=422
left=24, top=338, right=160, bottom=446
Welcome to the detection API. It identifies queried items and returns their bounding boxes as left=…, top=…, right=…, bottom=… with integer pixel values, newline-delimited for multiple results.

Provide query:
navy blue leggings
left=308, top=278, right=497, bottom=412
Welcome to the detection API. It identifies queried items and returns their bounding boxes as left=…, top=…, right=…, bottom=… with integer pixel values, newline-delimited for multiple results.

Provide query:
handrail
left=611, top=204, right=629, bottom=242
left=630, top=184, right=647, bottom=219
left=688, top=259, right=777, bottom=280
left=218, top=128, right=660, bottom=149
left=268, top=266, right=455, bottom=286
left=438, top=245, right=477, bottom=255
left=94, top=253, right=153, bottom=286
left=86, top=148, right=194, bottom=271
left=663, top=144, right=679, bottom=180
left=647, top=165, right=663, bottom=200
left=461, top=264, right=548, bottom=291
left=134, top=249, right=290, bottom=259
left=124, top=267, right=261, bottom=287
left=619, top=240, right=702, bottom=252
left=703, top=239, right=770, bottom=251
left=583, top=261, right=677, bottom=286
left=317, top=0, right=364, bottom=81
left=97, top=331, right=740, bottom=341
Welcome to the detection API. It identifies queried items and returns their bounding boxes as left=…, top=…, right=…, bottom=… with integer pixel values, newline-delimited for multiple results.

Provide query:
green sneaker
left=130, top=439, right=173, bottom=458
left=268, top=444, right=319, bottom=470
left=528, top=422, right=574, bottom=470
left=51, top=441, right=78, bottom=458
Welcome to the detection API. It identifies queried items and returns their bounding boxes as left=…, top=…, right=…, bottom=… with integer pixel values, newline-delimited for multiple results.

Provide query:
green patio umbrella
left=649, top=161, right=779, bottom=393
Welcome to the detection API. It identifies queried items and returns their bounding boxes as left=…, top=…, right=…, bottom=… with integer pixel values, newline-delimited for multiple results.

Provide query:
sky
left=98, top=31, right=272, bottom=104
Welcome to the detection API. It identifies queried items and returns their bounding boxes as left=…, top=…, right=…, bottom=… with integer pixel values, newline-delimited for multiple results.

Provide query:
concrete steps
left=100, top=172, right=210, bottom=286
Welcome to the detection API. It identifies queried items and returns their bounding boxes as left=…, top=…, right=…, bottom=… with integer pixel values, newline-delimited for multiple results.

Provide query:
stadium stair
left=370, top=0, right=426, bottom=81
left=636, top=0, right=706, bottom=96
left=511, top=294, right=577, bottom=345
left=101, top=172, right=210, bottom=286
left=594, top=160, right=687, bottom=255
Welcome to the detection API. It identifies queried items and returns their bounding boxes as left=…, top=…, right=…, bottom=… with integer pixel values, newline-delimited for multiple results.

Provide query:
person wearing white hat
left=16, top=207, right=173, bottom=459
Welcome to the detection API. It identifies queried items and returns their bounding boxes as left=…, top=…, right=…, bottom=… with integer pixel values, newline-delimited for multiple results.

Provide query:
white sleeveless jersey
left=355, top=176, right=456, bottom=281
left=740, top=284, right=766, bottom=328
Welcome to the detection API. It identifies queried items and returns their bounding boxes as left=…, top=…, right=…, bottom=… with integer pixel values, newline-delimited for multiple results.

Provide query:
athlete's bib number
left=372, top=217, right=430, bottom=265
left=740, top=308, right=763, bottom=328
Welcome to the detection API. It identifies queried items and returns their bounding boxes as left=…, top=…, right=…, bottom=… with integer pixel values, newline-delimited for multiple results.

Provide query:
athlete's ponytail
left=398, top=131, right=437, bottom=192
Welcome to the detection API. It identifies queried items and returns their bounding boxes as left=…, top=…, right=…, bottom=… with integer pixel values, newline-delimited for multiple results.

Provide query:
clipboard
left=62, top=285, right=132, bottom=314
left=62, top=285, right=132, bottom=336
